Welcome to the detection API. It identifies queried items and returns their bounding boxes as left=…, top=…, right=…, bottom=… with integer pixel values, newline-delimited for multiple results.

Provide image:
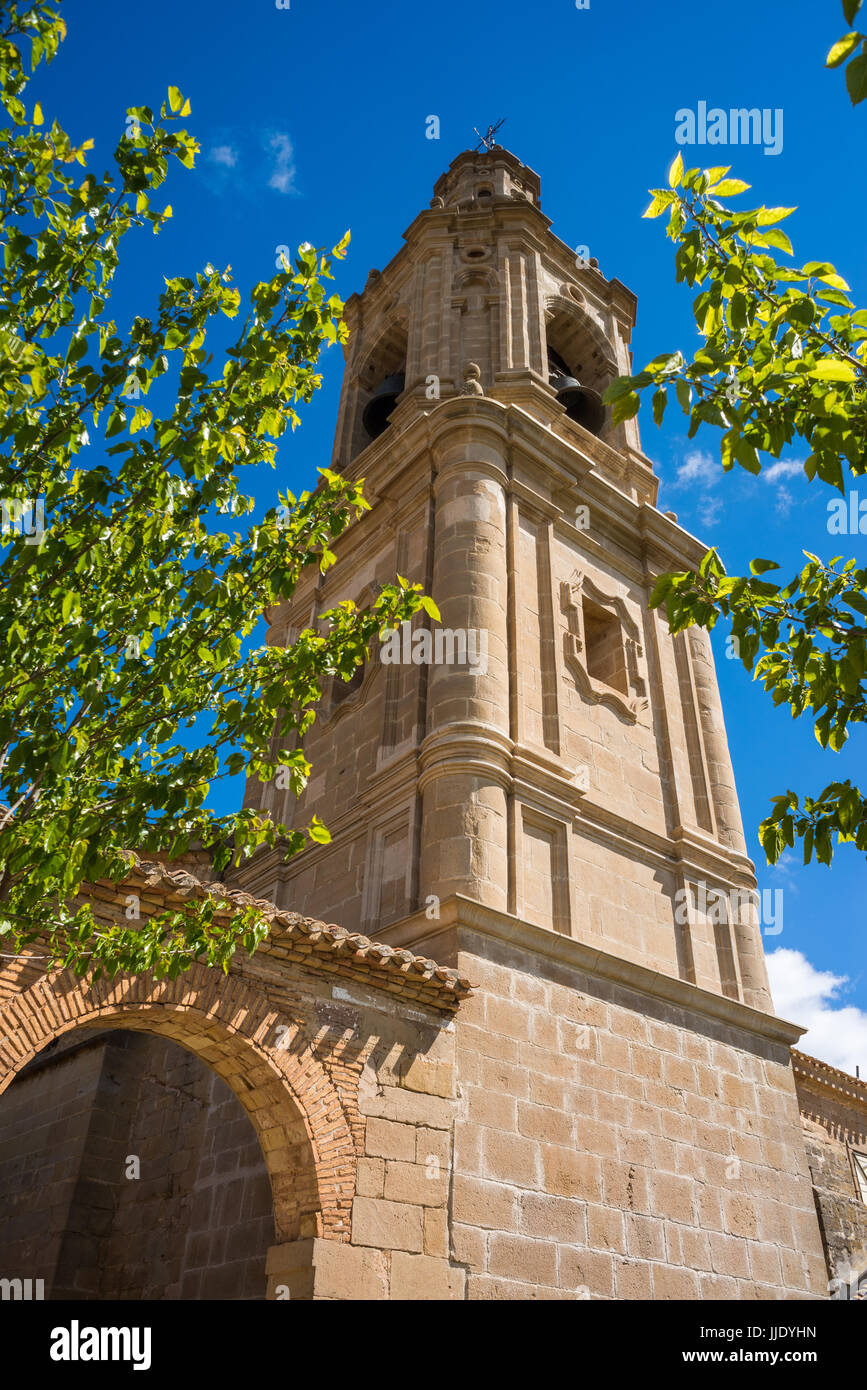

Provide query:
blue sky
left=38, top=0, right=865, bottom=1068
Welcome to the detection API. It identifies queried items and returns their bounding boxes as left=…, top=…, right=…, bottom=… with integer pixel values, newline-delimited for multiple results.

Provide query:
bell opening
left=547, top=348, right=606, bottom=436
left=362, top=373, right=405, bottom=441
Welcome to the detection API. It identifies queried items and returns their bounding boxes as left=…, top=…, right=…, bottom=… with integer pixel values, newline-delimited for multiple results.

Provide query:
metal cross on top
left=473, top=118, right=506, bottom=151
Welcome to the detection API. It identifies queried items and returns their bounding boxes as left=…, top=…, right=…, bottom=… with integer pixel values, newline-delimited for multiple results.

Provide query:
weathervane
left=473, top=118, right=506, bottom=152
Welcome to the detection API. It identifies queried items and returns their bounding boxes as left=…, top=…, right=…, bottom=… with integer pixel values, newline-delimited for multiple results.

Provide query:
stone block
left=452, top=1174, right=518, bottom=1231
left=400, top=1056, right=456, bottom=1099
left=389, top=1251, right=465, bottom=1300
left=542, top=1146, right=602, bottom=1201
left=517, top=1101, right=573, bottom=1147
left=558, top=1245, right=614, bottom=1298
left=464, top=1084, right=518, bottom=1132
left=452, top=1221, right=486, bottom=1268
left=614, top=1257, right=652, bottom=1299
left=356, top=1157, right=385, bottom=1198
left=483, top=1130, right=539, bottom=1187
left=383, top=1159, right=448, bottom=1207
left=489, top=1232, right=558, bottom=1286
left=651, top=1262, right=700, bottom=1300
left=363, top=1085, right=455, bottom=1130
left=519, top=1191, right=586, bottom=1243
left=651, top=1171, right=695, bottom=1225
left=424, top=1207, right=449, bottom=1258
left=365, top=1117, right=417, bottom=1163
left=351, top=1197, right=424, bottom=1253
left=313, top=1240, right=389, bottom=1300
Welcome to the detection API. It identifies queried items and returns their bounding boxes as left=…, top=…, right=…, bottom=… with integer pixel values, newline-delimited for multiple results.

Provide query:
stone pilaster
left=418, top=407, right=511, bottom=911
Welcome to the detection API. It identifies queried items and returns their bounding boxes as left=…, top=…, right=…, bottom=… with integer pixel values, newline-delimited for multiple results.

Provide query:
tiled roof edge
left=81, top=855, right=473, bottom=1013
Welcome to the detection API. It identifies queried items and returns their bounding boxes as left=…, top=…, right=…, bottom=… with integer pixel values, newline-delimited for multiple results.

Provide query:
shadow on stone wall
left=0, top=1029, right=274, bottom=1299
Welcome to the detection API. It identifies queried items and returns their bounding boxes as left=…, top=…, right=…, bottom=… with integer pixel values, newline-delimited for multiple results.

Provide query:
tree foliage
left=826, top=0, right=867, bottom=105
left=605, top=31, right=866, bottom=869
left=0, top=2, right=430, bottom=977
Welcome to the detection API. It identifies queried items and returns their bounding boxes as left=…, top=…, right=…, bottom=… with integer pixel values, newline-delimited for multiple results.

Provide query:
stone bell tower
left=238, top=144, right=769, bottom=1011
left=235, top=146, right=828, bottom=1299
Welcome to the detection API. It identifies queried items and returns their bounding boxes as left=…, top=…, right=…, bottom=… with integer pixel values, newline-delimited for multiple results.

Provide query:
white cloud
left=697, top=494, right=723, bottom=527
left=772, top=485, right=794, bottom=517
left=762, top=458, right=804, bottom=515
left=666, top=449, right=725, bottom=526
left=763, top=458, right=803, bottom=484
left=766, top=947, right=867, bottom=1076
left=676, top=449, right=717, bottom=487
left=208, top=144, right=238, bottom=168
left=267, top=132, right=297, bottom=194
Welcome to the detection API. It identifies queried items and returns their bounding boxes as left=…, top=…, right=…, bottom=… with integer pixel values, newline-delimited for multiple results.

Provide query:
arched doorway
left=0, top=965, right=359, bottom=1298
left=0, top=1028, right=274, bottom=1298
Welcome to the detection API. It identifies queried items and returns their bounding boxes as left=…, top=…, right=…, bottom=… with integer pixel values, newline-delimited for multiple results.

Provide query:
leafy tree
left=826, top=0, right=867, bottom=104
left=605, top=9, right=866, bottom=869
left=0, top=2, right=431, bottom=978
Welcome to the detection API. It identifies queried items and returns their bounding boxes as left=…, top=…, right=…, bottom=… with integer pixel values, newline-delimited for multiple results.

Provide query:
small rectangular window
left=582, top=597, right=627, bottom=695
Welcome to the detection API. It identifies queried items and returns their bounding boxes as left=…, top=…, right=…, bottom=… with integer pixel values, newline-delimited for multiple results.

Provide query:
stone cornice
left=379, top=894, right=806, bottom=1047
left=403, top=198, right=554, bottom=256
left=252, top=721, right=756, bottom=902
left=792, top=1048, right=867, bottom=1112
left=571, top=796, right=755, bottom=891
left=608, top=277, right=639, bottom=324
left=511, top=742, right=589, bottom=815
left=669, top=825, right=757, bottom=886
left=419, top=726, right=590, bottom=817
left=338, top=398, right=666, bottom=578
left=382, top=720, right=754, bottom=892
left=362, top=744, right=420, bottom=809
left=639, top=502, right=711, bottom=575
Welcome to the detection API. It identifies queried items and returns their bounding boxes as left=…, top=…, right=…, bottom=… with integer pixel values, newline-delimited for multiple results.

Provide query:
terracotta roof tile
left=81, top=854, right=472, bottom=1014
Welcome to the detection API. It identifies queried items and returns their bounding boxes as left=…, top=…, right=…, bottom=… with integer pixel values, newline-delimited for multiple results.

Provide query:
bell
left=362, top=373, right=405, bottom=440
left=547, top=351, right=606, bottom=436
left=555, top=380, right=606, bottom=435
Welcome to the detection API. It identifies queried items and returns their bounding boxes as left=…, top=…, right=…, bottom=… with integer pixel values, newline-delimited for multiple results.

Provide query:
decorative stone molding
left=460, top=361, right=484, bottom=396
left=543, top=294, right=618, bottom=378
left=560, top=282, right=585, bottom=307
left=560, top=570, right=648, bottom=720
left=378, top=892, right=808, bottom=1049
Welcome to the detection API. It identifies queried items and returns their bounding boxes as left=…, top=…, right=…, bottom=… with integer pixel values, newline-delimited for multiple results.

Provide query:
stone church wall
left=443, top=928, right=827, bottom=1300
left=793, top=1052, right=867, bottom=1297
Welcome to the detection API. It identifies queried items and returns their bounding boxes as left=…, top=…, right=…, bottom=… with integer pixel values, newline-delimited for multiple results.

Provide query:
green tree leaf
left=845, top=51, right=867, bottom=103
left=711, top=179, right=751, bottom=195
left=826, top=31, right=862, bottom=66
left=810, top=360, right=858, bottom=382
left=623, top=126, right=867, bottom=867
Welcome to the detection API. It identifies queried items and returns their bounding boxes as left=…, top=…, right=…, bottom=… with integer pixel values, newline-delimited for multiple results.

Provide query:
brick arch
left=0, top=964, right=356, bottom=1243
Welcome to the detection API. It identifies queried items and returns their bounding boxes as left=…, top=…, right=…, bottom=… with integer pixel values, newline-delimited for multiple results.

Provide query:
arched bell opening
left=545, top=303, right=618, bottom=441
left=350, top=319, right=408, bottom=457
left=362, top=373, right=405, bottom=440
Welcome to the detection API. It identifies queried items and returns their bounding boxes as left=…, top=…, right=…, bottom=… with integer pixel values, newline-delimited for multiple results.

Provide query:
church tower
left=239, top=145, right=769, bottom=1011
left=234, top=146, right=829, bottom=1298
